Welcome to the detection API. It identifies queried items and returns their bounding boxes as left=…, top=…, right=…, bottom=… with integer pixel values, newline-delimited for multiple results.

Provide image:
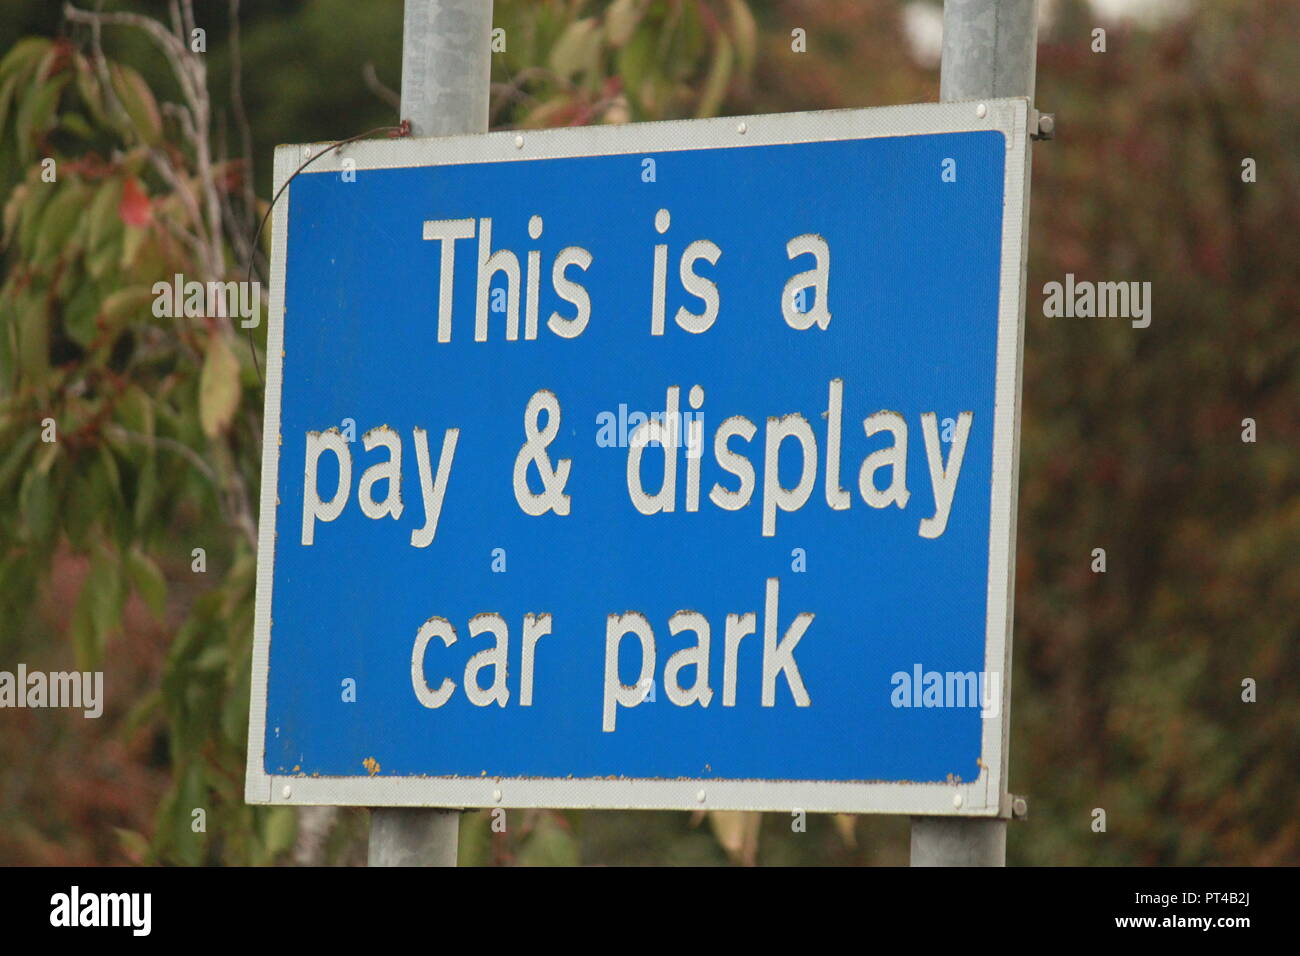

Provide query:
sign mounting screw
left=975, top=103, right=987, bottom=119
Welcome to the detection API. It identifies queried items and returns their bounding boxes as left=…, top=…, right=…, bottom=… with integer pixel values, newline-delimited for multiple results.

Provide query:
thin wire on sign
left=243, top=120, right=410, bottom=385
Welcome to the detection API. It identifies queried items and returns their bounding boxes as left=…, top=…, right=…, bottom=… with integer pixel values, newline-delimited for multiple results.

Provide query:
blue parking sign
left=247, top=99, right=1031, bottom=814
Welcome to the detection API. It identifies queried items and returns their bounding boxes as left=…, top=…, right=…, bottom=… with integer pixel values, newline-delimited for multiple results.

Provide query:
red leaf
left=118, top=176, right=151, bottom=227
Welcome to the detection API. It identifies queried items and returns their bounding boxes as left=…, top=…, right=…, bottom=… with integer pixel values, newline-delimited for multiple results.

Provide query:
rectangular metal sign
left=247, top=99, right=1030, bottom=815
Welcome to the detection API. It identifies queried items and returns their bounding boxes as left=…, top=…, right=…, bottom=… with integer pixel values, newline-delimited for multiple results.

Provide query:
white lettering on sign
left=293, top=207, right=983, bottom=732
left=601, top=577, right=810, bottom=731
left=411, top=611, right=551, bottom=710
left=301, top=391, right=972, bottom=543
left=622, top=381, right=972, bottom=538
left=422, top=215, right=594, bottom=343
left=419, top=210, right=833, bottom=344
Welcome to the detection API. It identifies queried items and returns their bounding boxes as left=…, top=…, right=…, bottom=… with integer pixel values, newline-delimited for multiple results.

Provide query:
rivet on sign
left=737, top=122, right=747, bottom=135
left=514, top=135, right=524, bottom=149
left=953, top=792, right=963, bottom=808
left=282, top=785, right=292, bottom=799
left=302, top=146, right=312, bottom=158
left=493, top=789, right=502, bottom=803
left=975, top=103, right=987, bottom=119
left=696, top=789, right=707, bottom=803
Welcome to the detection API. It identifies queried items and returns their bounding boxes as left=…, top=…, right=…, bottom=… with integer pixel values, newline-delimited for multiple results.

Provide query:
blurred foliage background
left=0, top=0, right=1295, bottom=866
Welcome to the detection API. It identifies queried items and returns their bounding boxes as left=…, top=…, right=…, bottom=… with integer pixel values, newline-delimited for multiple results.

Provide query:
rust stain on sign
left=362, top=756, right=381, bottom=776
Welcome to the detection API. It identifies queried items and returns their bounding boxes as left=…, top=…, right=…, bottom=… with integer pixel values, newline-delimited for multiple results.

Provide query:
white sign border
left=246, top=98, right=1030, bottom=816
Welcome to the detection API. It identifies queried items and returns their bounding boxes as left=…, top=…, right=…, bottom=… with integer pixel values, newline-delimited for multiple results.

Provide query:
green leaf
left=99, top=284, right=156, bottom=333
left=15, top=289, right=50, bottom=389
left=81, top=546, right=124, bottom=668
left=0, top=39, right=52, bottom=138
left=727, top=0, right=758, bottom=76
left=85, top=230, right=122, bottom=281
left=606, top=0, right=644, bottom=48
left=119, top=222, right=149, bottom=271
left=113, top=827, right=152, bottom=864
left=18, top=464, right=52, bottom=540
left=62, top=467, right=96, bottom=550
left=68, top=546, right=122, bottom=665
left=73, top=54, right=110, bottom=131
left=221, top=657, right=250, bottom=747
left=549, top=17, right=600, bottom=80
left=109, top=64, right=162, bottom=146
left=14, top=73, right=69, bottom=165
left=2, top=182, right=29, bottom=249
left=192, top=644, right=227, bottom=673
left=32, top=180, right=89, bottom=265
left=16, top=173, right=54, bottom=255
left=0, top=307, right=13, bottom=387
left=515, top=812, right=580, bottom=867
left=456, top=809, right=492, bottom=867
left=0, top=70, right=24, bottom=140
left=675, top=0, right=708, bottom=75
left=133, top=454, right=158, bottom=531
left=260, top=807, right=297, bottom=862
left=0, top=39, right=52, bottom=85
left=120, top=687, right=160, bottom=739
left=199, top=333, right=241, bottom=438
left=0, top=427, right=37, bottom=496
left=617, top=27, right=657, bottom=109
left=52, top=252, right=80, bottom=299
left=34, top=437, right=57, bottom=475
left=62, top=279, right=100, bottom=347
left=126, top=546, right=166, bottom=621
left=255, top=199, right=272, bottom=256
left=59, top=111, right=95, bottom=140
left=171, top=764, right=207, bottom=866
left=86, top=177, right=124, bottom=254
left=118, top=384, right=155, bottom=437
left=695, top=33, right=734, bottom=119
left=97, top=443, right=123, bottom=506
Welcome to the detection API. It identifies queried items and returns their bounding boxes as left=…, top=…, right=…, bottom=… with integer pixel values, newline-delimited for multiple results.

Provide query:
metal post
left=939, top=0, right=1038, bottom=104
left=369, top=807, right=461, bottom=867
left=909, top=0, right=1038, bottom=868
left=368, top=0, right=493, bottom=866
left=910, top=818, right=1007, bottom=867
left=399, top=0, right=494, bottom=138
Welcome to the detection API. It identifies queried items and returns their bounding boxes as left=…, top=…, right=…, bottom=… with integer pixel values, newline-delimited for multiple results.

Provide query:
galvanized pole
left=369, top=807, right=461, bottom=866
left=368, top=0, right=494, bottom=867
left=399, top=0, right=493, bottom=139
left=909, top=0, right=1038, bottom=868
left=938, top=0, right=1038, bottom=104
left=910, top=816, right=1007, bottom=866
